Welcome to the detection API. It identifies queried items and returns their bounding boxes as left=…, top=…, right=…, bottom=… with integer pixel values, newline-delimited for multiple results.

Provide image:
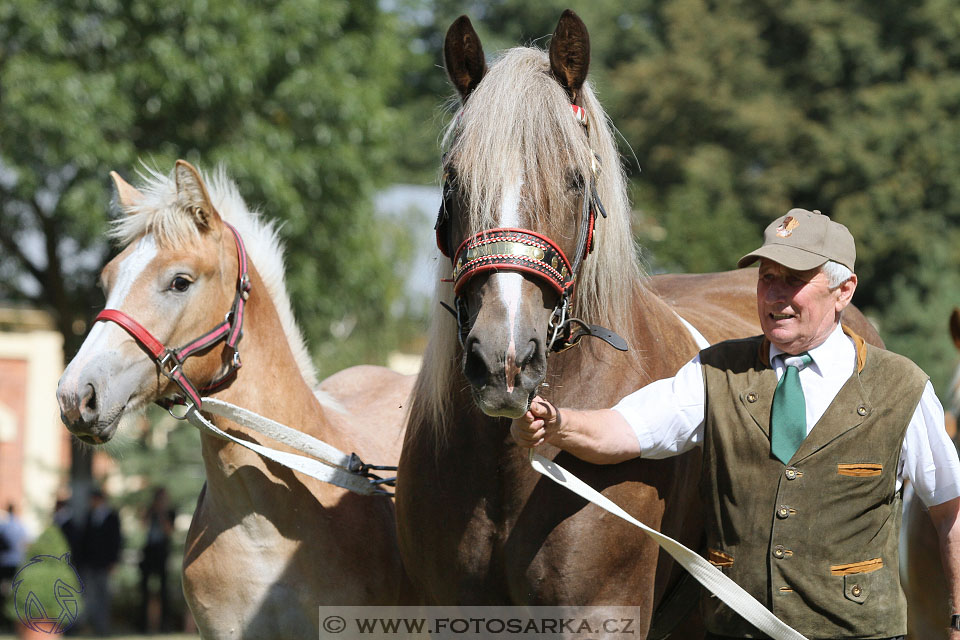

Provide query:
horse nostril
left=518, top=338, right=541, bottom=368
left=463, top=337, right=491, bottom=388
left=79, top=383, right=98, bottom=420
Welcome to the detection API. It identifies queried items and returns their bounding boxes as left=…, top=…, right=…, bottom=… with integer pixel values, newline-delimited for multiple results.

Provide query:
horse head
left=57, top=161, right=249, bottom=443
left=434, top=11, right=633, bottom=419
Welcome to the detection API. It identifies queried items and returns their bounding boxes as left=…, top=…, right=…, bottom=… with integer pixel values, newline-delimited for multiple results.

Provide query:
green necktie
left=770, top=352, right=813, bottom=464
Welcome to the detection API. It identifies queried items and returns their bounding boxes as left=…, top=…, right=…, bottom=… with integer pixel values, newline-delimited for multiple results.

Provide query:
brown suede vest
left=698, top=328, right=928, bottom=639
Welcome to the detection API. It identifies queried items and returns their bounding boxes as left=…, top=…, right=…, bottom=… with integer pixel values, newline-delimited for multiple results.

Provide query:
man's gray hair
left=822, top=260, right=853, bottom=288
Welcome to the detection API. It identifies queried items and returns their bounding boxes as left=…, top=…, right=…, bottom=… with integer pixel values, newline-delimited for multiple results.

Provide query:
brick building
left=0, top=307, right=71, bottom=537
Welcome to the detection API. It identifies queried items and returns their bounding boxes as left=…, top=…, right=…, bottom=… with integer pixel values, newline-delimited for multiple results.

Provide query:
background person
left=75, top=487, right=122, bottom=636
left=512, top=208, right=960, bottom=640
left=139, top=487, right=175, bottom=632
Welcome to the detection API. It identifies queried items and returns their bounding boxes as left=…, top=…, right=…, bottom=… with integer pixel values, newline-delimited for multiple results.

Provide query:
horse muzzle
left=462, top=330, right=546, bottom=419
left=56, top=356, right=146, bottom=443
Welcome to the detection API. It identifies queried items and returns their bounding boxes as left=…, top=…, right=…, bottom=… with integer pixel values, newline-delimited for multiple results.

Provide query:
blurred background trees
left=6, top=0, right=956, bottom=392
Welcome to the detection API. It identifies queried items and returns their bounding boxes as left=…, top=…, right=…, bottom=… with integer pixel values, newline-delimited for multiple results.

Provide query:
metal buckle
left=158, top=351, right=182, bottom=379
left=239, top=273, right=251, bottom=299
left=547, top=297, right=571, bottom=352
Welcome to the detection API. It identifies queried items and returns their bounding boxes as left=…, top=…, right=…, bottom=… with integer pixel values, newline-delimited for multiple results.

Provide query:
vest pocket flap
left=707, top=548, right=734, bottom=568
left=837, top=463, right=882, bottom=477
left=830, top=557, right=882, bottom=575
left=843, top=572, right=870, bottom=604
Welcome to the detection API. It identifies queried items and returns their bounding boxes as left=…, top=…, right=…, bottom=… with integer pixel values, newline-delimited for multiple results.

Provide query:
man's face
left=756, top=259, right=856, bottom=354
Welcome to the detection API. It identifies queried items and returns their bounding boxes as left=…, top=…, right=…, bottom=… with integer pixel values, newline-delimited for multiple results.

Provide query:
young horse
left=396, top=11, right=882, bottom=635
left=56, top=161, right=412, bottom=639
left=903, top=308, right=960, bottom=639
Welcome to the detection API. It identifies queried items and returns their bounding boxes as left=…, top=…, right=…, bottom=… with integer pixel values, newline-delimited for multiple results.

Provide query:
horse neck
left=547, top=279, right=699, bottom=408
left=196, top=261, right=346, bottom=490
left=628, top=280, right=702, bottom=379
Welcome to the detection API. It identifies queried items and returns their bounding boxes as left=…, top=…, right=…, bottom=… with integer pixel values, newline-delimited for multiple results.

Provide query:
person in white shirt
left=512, top=208, right=960, bottom=640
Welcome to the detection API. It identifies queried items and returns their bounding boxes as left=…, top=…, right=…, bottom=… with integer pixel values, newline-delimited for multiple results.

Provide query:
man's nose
left=764, top=280, right=787, bottom=302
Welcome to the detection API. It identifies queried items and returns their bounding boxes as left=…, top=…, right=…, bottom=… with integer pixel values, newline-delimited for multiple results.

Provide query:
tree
left=0, top=0, right=418, bottom=377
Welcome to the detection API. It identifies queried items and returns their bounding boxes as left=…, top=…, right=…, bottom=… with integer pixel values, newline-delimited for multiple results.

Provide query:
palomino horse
left=396, top=10, right=881, bottom=636
left=903, top=308, right=960, bottom=639
left=56, top=161, right=412, bottom=639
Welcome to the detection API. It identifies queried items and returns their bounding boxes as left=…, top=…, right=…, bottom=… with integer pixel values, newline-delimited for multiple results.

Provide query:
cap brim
left=737, top=244, right=829, bottom=271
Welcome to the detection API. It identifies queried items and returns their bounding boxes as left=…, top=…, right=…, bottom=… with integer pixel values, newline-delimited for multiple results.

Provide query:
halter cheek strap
left=94, top=221, right=251, bottom=411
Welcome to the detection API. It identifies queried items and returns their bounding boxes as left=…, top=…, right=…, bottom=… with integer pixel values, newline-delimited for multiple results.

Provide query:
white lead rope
left=183, top=398, right=383, bottom=496
left=528, top=451, right=807, bottom=640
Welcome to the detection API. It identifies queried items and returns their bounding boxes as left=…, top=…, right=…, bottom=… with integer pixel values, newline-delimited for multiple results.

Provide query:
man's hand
left=511, top=395, right=561, bottom=448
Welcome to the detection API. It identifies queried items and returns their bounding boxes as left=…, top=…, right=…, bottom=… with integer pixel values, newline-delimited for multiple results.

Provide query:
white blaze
left=59, top=235, right=158, bottom=393
left=495, top=179, right=524, bottom=392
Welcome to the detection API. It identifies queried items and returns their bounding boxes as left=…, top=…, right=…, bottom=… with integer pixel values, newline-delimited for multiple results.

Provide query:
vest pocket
left=831, top=558, right=882, bottom=605
left=837, top=463, right=882, bottom=477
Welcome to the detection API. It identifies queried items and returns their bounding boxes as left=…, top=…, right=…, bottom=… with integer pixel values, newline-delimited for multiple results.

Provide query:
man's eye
left=170, top=276, right=192, bottom=292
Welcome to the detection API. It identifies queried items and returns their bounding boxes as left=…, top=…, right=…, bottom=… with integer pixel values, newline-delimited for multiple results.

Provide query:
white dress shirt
left=613, top=323, right=960, bottom=507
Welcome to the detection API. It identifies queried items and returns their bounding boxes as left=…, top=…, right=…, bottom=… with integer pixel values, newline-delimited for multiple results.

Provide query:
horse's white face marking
left=494, top=178, right=525, bottom=391
left=60, top=235, right=158, bottom=394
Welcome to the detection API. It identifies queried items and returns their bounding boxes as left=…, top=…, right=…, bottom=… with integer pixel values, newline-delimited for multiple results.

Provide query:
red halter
left=94, top=222, right=251, bottom=410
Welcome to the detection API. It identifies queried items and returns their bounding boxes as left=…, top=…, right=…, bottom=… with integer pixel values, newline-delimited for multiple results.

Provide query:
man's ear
left=835, top=273, right=858, bottom=312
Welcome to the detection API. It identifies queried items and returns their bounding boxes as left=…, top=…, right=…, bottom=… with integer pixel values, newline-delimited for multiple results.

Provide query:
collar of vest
left=758, top=324, right=867, bottom=373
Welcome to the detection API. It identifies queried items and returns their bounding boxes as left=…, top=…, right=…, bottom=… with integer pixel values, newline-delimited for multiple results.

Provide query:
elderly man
left=512, top=209, right=960, bottom=640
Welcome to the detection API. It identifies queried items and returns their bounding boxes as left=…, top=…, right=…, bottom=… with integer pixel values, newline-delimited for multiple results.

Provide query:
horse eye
left=170, top=276, right=192, bottom=292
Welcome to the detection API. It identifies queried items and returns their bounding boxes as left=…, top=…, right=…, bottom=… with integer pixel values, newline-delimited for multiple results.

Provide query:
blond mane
left=109, top=164, right=319, bottom=389
left=410, top=46, right=645, bottom=438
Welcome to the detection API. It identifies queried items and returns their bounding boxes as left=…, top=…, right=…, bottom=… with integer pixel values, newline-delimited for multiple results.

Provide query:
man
left=512, top=209, right=960, bottom=640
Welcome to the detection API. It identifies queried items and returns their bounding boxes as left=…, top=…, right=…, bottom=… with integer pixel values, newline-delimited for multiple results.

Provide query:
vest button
left=851, top=584, right=862, bottom=597
left=857, top=405, right=868, bottom=416
left=746, top=392, right=758, bottom=403
left=785, top=468, right=797, bottom=480
left=777, top=505, right=790, bottom=519
left=773, top=545, right=785, bottom=559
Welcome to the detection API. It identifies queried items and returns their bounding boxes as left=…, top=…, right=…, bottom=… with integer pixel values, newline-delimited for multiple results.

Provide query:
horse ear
left=110, top=171, right=145, bottom=210
left=950, top=308, right=960, bottom=351
left=444, top=15, right=487, bottom=101
left=174, top=159, right=220, bottom=230
left=549, top=9, right=590, bottom=101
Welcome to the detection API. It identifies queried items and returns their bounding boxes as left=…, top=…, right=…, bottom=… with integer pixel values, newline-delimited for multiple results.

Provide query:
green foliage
left=0, top=0, right=419, bottom=374
left=604, top=0, right=960, bottom=392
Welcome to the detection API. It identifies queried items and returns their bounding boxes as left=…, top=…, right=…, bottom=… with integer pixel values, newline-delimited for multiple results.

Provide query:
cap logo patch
left=776, top=216, right=800, bottom=238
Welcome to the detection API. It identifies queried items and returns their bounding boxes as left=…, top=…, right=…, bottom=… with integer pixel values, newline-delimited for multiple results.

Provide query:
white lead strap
left=184, top=398, right=380, bottom=496
left=528, top=451, right=808, bottom=640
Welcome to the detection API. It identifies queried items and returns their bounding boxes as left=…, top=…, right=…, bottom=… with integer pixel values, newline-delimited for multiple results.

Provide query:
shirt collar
left=768, top=323, right=854, bottom=377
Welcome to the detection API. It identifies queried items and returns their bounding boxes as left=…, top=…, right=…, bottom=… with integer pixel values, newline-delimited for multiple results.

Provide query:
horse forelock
left=108, top=164, right=319, bottom=389
left=410, top=46, right=645, bottom=444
